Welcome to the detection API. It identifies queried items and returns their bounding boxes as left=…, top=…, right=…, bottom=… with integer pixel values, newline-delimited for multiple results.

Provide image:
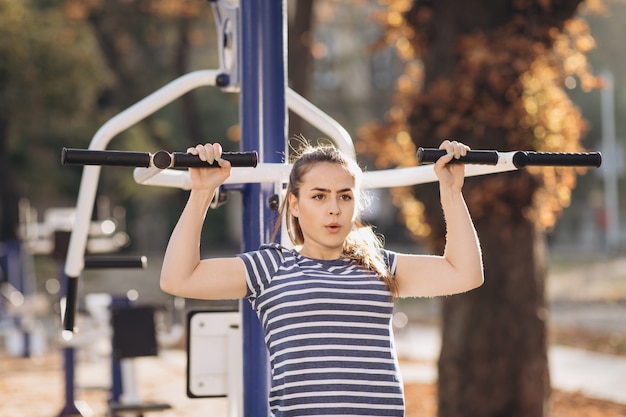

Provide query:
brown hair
left=272, top=142, right=399, bottom=297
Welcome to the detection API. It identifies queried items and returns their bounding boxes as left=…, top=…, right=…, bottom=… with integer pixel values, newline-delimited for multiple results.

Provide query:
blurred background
left=1, top=1, right=625, bottom=416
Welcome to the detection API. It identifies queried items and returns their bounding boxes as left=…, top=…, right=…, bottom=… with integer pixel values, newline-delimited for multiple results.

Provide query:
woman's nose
left=328, top=198, right=341, bottom=215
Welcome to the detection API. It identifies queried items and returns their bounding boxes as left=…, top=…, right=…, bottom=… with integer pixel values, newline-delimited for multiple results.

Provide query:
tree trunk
left=438, top=216, right=550, bottom=417
left=388, top=2, right=586, bottom=415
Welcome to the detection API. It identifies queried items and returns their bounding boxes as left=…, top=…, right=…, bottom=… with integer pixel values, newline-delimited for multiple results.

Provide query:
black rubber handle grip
left=417, top=148, right=499, bottom=165
left=62, top=148, right=151, bottom=167
left=83, top=255, right=148, bottom=269
left=512, top=151, right=602, bottom=168
left=170, top=151, right=258, bottom=168
left=417, top=147, right=603, bottom=168
left=63, top=276, right=78, bottom=331
left=61, top=148, right=258, bottom=168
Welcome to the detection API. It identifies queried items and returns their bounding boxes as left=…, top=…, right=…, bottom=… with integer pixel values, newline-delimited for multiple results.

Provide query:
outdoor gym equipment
left=60, top=149, right=603, bottom=417
left=61, top=146, right=603, bottom=190
left=58, top=255, right=148, bottom=417
left=59, top=1, right=603, bottom=416
left=60, top=127, right=603, bottom=417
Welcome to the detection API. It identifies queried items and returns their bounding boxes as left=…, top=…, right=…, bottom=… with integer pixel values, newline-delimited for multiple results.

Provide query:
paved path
left=395, top=324, right=626, bottom=405
left=3, top=324, right=624, bottom=417
left=549, top=345, right=626, bottom=404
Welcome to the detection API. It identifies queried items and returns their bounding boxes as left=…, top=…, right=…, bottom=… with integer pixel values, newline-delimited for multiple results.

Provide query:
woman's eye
left=312, top=194, right=324, bottom=200
left=340, top=194, right=352, bottom=201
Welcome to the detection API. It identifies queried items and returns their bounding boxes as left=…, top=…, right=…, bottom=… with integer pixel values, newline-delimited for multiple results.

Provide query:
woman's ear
left=287, top=193, right=299, bottom=218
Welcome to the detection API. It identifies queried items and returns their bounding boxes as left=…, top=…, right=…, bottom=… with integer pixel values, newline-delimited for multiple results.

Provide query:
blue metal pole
left=57, top=265, right=83, bottom=417
left=240, top=0, right=287, bottom=415
left=109, top=295, right=131, bottom=406
left=4, top=239, right=32, bottom=357
left=261, top=0, right=288, bottom=151
left=58, top=347, right=82, bottom=417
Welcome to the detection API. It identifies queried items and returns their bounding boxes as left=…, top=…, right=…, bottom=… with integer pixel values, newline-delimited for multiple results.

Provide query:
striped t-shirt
left=238, top=243, right=404, bottom=417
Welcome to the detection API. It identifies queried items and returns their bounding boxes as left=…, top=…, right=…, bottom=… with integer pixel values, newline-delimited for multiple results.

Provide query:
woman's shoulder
left=258, top=242, right=283, bottom=251
left=258, top=242, right=295, bottom=255
left=241, top=243, right=297, bottom=262
left=380, top=248, right=398, bottom=273
left=237, top=243, right=298, bottom=284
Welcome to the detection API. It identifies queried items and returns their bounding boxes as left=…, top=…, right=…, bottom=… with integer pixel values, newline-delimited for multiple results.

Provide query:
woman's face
left=288, top=162, right=357, bottom=259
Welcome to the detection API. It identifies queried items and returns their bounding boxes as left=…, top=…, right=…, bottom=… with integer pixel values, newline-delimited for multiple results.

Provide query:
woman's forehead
left=300, top=163, right=355, bottom=189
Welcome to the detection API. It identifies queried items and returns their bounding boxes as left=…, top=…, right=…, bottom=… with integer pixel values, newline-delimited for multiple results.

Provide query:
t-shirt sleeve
left=382, top=249, right=398, bottom=276
left=237, top=243, right=284, bottom=301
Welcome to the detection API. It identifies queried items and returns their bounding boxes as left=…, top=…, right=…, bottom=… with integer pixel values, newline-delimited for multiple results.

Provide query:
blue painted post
left=59, top=347, right=82, bottom=417
left=261, top=0, right=288, bottom=147
left=239, top=0, right=268, bottom=415
left=239, top=0, right=287, bottom=416
left=109, top=295, right=131, bottom=406
left=57, top=265, right=83, bottom=417
left=4, top=239, right=32, bottom=357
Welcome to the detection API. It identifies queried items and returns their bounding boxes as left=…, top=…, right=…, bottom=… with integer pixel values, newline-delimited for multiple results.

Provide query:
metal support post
left=239, top=1, right=287, bottom=416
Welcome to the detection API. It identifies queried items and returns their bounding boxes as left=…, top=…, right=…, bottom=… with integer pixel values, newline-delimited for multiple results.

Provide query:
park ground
left=1, top=252, right=625, bottom=416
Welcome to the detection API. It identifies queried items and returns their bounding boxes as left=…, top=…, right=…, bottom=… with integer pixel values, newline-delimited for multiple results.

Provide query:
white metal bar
left=363, top=152, right=518, bottom=188
left=132, top=166, right=165, bottom=184
left=600, top=70, right=620, bottom=251
left=133, top=152, right=520, bottom=190
left=227, top=317, right=243, bottom=417
left=286, top=88, right=356, bottom=160
left=133, top=163, right=293, bottom=190
left=64, top=70, right=221, bottom=278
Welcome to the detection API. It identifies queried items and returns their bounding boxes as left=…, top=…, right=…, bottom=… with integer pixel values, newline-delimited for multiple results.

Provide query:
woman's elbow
left=468, top=268, right=484, bottom=291
left=472, top=273, right=485, bottom=290
left=159, top=273, right=179, bottom=296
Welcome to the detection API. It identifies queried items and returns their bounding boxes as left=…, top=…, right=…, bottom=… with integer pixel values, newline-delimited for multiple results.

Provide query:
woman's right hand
left=186, top=143, right=232, bottom=191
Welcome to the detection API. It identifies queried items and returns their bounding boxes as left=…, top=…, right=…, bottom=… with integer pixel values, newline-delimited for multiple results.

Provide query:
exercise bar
left=417, top=148, right=602, bottom=168
left=61, top=148, right=258, bottom=169
left=83, top=255, right=147, bottom=270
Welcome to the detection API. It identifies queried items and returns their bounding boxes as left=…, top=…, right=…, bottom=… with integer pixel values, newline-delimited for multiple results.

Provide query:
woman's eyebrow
left=308, top=187, right=329, bottom=193
left=309, top=187, right=353, bottom=193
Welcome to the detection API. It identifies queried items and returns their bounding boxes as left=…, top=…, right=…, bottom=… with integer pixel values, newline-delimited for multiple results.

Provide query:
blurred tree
left=0, top=0, right=109, bottom=240
left=288, top=0, right=315, bottom=138
left=556, top=0, right=626, bottom=245
left=1, top=0, right=242, bottom=254
left=62, top=0, right=215, bottom=150
left=360, top=0, right=603, bottom=416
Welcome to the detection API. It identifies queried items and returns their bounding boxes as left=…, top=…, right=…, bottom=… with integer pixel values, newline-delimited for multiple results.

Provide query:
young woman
left=160, top=139, right=483, bottom=417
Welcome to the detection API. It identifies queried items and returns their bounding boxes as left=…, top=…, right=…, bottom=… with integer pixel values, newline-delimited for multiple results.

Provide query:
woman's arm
left=395, top=140, right=484, bottom=298
left=160, top=143, right=248, bottom=300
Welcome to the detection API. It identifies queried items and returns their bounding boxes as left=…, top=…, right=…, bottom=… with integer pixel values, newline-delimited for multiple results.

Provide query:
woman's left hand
left=434, top=139, right=470, bottom=192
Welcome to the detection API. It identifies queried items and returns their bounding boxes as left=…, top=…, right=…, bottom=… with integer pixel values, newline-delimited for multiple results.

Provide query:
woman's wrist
left=188, top=188, right=216, bottom=208
left=439, top=184, right=463, bottom=200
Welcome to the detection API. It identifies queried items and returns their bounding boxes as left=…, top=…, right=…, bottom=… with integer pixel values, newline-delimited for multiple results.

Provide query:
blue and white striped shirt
left=238, top=243, right=404, bottom=417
